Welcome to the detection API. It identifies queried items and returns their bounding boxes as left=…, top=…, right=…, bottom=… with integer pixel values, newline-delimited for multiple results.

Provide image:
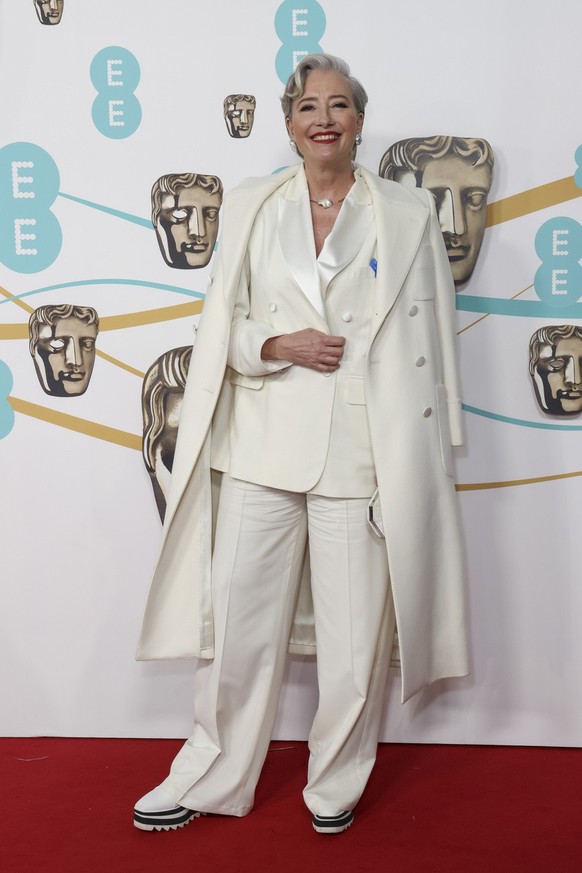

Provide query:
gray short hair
left=280, top=53, right=368, bottom=119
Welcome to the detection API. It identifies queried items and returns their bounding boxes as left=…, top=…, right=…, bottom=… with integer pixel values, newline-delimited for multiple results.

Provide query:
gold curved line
left=486, top=176, right=581, bottom=227
left=456, top=283, right=534, bottom=335
left=456, top=468, right=582, bottom=491
left=0, top=298, right=203, bottom=340
left=95, top=350, right=145, bottom=378
left=101, top=299, right=203, bottom=330
left=456, top=311, right=490, bottom=334
left=8, top=396, right=142, bottom=451
left=0, top=285, right=34, bottom=314
left=0, top=322, right=27, bottom=339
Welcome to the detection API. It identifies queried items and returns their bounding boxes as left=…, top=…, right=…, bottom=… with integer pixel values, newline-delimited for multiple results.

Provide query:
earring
left=289, top=140, right=297, bottom=152
left=355, top=132, right=362, bottom=146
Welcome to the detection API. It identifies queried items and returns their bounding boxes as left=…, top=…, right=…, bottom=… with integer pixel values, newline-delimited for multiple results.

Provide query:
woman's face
left=286, top=69, right=363, bottom=171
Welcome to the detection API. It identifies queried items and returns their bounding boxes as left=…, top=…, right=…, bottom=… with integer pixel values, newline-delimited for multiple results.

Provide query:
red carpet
left=3, top=738, right=581, bottom=873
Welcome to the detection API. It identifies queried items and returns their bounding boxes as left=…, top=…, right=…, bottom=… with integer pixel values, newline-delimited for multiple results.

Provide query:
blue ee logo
left=91, top=46, right=142, bottom=139
left=0, top=142, right=62, bottom=273
left=534, top=217, right=582, bottom=307
left=0, top=360, right=14, bottom=441
left=274, top=0, right=326, bottom=84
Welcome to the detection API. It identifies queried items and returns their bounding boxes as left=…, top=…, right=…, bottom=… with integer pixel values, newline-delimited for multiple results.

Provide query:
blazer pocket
left=346, top=375, right=366, bottom=405
left=435, top=384, right=454, bottom=478
left=413, top=268, right=436, bottom=301
left=343, top=266, right=377, bottom=282
left=228, top=370, right=264, bottom=390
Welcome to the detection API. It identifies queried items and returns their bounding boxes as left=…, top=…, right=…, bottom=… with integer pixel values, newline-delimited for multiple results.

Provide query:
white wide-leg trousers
left=161, top=474, right=395, bottom=817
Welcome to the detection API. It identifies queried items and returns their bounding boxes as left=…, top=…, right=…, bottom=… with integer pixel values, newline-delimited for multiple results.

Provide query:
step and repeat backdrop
left=1, top=0, right=582, bottom=743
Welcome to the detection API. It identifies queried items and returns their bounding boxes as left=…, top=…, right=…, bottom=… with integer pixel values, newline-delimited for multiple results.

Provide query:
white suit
left=136, top=163, right=468, bottom=815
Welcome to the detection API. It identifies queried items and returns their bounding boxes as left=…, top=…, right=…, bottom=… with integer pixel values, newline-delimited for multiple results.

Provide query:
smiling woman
left=283, top=58, right=365, bottom=219
left=135, top=53, right=468, bottom=838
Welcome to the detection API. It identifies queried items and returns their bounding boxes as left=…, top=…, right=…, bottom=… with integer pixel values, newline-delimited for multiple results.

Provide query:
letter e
left=551, top=268, right=568, bottom=295
left=292, top=8, right=308, bottom=37
left=552, top=229, right=569, bottom=257
left=107, top=59, right=124, bottom=87
left=108, top=99, right=125, bottom=127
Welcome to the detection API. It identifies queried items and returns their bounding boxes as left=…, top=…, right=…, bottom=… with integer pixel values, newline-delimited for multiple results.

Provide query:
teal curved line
left=463, top=403, right=582, bottom=430
left=0, top=279, right=205, bottom=304
left=456, top=296, right=582, bottom=318
left=58, top=192, right=152, bottom=229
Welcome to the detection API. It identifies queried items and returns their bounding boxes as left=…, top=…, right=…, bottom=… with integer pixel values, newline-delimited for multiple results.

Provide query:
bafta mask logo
left=223, top=94, right=256, bottom=138
left=151, top=174, right=223, bottom=269
left=379, top=136, right=494, bottom=285
left=529, top=325, right=582, bottom=416
left=34, top=0, right=64, bottom=25
left=29, top=304, right=99, bottom=397
left=142, top=345, right=192, bottom=521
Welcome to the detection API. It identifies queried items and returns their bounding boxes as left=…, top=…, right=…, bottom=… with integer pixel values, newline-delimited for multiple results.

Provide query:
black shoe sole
left=312, top=810, right=354, bottom=834
left=134, top=806, right=200, bottom=832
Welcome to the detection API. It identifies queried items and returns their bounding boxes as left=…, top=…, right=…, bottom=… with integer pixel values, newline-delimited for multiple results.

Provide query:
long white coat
left=136, top=164, right=469, bottom=703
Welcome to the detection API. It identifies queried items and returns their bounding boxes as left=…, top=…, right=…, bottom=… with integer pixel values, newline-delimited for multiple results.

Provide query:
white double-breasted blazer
left=219, top=166, right=378, bottom=496
left=137, top=163, right=469, bottom=703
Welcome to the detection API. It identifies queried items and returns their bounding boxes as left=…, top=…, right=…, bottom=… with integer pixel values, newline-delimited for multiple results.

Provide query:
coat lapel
left=220, top=165, right=299, bottom=307
left=360, top=167, right=429, bottom=331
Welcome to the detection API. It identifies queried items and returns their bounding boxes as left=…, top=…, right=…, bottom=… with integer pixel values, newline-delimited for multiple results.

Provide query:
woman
left=134, top=54, right=468, bottom=835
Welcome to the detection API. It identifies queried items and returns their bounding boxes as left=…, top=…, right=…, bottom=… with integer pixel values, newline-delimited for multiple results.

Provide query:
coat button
left=342, top=312, right=353, bottom=322
left=415, top=356, right=426, bottom=367
left=423, top=406, right=432, bottom=418
left=323, top=372, right=332, bottom=378
left=207, top=276, right=214, bottom=287
left=269, top=302, right=277, bottom=312
left=408, top=305, right=418, bottom=316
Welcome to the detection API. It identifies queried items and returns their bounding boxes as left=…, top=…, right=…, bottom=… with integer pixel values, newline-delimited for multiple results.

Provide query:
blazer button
left=269, top=302, right=277, bottom=312
left=415, top=356, right=426, bottom=367
left=342, top=312, right=353, bottom=322
left=409, top=305, right=418, bottom=316
left=423, top=406, right=432, bottom=418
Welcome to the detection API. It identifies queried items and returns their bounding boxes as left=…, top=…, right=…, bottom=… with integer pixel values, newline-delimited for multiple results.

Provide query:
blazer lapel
left=277, top=167, right=324, bottom=316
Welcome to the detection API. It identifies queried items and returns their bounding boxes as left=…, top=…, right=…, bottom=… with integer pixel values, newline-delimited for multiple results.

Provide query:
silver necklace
left=309, top=195, right=347, bottom=209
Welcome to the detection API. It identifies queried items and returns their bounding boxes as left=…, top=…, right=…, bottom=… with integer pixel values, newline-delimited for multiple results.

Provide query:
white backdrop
left=1, top=0, right=582, bottom=745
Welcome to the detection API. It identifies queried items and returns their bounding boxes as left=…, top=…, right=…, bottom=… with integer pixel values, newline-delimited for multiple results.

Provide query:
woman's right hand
left=261, top=328, right=345, bottom=372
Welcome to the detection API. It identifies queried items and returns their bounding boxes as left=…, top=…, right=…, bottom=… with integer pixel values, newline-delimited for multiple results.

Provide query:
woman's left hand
left=262, top=328, right=345, bottom=372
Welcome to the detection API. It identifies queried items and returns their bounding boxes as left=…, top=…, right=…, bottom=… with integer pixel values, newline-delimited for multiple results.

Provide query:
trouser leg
left=161, top=476, right=307, bottom=816
left=302, top=494, right=395, bottom=816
